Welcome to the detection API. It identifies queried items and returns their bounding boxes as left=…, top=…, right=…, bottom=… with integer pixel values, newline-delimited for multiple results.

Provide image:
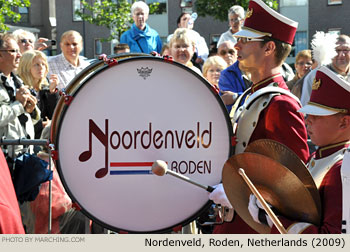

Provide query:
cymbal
left=244, top=139, right=321, bottom=215
left=222, top=152, right=321, bottom=234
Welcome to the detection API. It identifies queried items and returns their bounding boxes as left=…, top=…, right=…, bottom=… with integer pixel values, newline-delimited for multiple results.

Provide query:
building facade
left=309, top=0, right=350, bottom=41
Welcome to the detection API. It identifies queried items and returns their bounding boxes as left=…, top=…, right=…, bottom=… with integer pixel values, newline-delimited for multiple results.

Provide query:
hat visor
left=298, top=104, right=338, bottom=116
left=233, top=28, right=266, bottom=38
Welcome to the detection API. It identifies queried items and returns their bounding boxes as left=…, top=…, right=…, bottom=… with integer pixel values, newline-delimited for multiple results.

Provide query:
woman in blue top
left=120, top=1, right=162, bottom=54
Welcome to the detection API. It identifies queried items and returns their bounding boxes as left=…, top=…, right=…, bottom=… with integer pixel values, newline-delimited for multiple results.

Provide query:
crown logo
left=312, top=78, right=321, bottom=90
left=137, top=67, right=153, bottom=80
left=246, top=8, right=253, bottom=19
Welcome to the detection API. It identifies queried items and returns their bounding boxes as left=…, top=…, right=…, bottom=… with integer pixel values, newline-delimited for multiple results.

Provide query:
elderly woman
left=286, top=49, right=312, bottom=91
left=202, top=56, right=228, bottom=88
left=120, top=1, right=162, bottom=54
left=217, top=5, right=245, bottom=46
left=169, top=28, right=201, bottom=75
left=167, top=13, right=209, bottom=68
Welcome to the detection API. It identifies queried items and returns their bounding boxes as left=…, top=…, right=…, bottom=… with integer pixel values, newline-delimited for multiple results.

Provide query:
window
left=328, top=0, right=342, bottom=5
left=280, top=0, right=307, bottom=7
left=328, top=28, right=341, bottom=36
left=289, top=31, right=307, bottom=58
left=72, top=0, right=82, bottom=21
left=5, top=6, right=29, bottom=23
left=18, top=7, right=29, bottom=23
left=94, top=39, right=103, bottom=56
left=146, top=0, right=167, bottom=14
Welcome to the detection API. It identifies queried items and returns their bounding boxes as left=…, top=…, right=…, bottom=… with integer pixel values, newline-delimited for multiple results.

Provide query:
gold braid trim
left=318, top=140, right=350, bottom=158
left=307, top=102, right=348, bottom=114
left=252, top=73, right=282, bottom=92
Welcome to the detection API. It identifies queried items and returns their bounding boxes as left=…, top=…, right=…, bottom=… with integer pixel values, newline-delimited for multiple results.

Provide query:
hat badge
left=312, top=78, right=321, bottom=90
left=245, top=8, right=253, bottom=19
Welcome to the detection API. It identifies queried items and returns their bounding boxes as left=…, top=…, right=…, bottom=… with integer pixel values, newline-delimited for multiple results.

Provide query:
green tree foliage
left=195, top=0, right=278, bottom=22
left=75, top=0, right=159, bottom=42
left=0, top=0, right=31, bottom=32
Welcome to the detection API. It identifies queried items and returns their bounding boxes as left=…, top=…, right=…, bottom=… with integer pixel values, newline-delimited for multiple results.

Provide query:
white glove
left=248, top=194, right=273, bottom=227
left=208, top=183, right=233, bottom=209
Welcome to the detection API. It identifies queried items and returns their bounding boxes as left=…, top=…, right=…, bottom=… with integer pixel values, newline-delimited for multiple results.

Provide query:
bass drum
left=51, top=54, right=234, bottom=233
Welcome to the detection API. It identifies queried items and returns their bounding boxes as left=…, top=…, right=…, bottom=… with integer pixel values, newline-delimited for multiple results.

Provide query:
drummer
left=249, top=66, right=350, bottom=234
left=208, top=0, right=309, bottom=233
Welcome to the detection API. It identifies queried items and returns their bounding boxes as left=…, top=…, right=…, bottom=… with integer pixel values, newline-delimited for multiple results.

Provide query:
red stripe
left=110, top=162, right=154, bottom=167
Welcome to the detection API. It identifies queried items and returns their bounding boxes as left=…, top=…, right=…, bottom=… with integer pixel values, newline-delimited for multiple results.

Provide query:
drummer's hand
left=248, top=194, right=273, bottom=227
left=208, top=183, right=233, bottom=209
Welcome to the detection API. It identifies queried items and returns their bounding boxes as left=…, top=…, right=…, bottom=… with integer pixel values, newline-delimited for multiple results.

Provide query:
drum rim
left=51, top=55, right=234, bottom=233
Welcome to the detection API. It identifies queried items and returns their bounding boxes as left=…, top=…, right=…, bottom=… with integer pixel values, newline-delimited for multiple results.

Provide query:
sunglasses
left=219, top=49, right=236, bottom=56
left=236, top=37, right=265, bottom=44
left=21, top=39, right=34, bottom=44
left=0, top=49, right=20, bottom=54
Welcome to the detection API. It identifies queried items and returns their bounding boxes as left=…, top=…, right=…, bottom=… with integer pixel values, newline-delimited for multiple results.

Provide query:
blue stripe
left=110, top=170, right=153, bottom=175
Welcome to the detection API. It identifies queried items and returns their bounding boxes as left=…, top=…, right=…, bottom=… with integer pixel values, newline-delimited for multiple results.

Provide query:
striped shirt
left=48, top=54, right=90, bottom=89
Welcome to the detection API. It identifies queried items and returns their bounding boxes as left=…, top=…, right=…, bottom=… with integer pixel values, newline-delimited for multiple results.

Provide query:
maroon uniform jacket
left=271, top=142, right=349, bottom=234
left=214, top=74, right=309, bottom=234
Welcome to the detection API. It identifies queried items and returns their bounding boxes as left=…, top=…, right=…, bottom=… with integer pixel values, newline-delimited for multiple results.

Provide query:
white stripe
left=287, top=222, right=312, bottom=234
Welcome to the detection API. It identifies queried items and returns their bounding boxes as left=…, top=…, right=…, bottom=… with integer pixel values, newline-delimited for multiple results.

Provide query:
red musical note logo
left=79, top=119, right=109, bottom=178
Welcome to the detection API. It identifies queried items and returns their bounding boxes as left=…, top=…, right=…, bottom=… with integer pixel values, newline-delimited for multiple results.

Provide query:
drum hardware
left=48, top=144, right=58, bottom=161
left=162, top=55, right=173, bottom=62
left=222, top=151, right=321, bottom=234
left=98, top=53, right=118, bottom=67
left=58, top=89, right=73, bottom=105
left=198, top=204, right=234, bottom=226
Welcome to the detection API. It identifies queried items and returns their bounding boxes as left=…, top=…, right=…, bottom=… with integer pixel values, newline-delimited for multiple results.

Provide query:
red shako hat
left=299, top=66, right=350, bottom=116
left=234, top=0, right=298, bottom=45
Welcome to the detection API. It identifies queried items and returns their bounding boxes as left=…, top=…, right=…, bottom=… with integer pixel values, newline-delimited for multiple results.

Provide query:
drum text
left=171, top=160, right=211, bottom=174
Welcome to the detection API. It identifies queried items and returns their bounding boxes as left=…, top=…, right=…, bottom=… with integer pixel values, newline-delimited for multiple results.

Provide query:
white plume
left=311, top=31, right=338, bottom=66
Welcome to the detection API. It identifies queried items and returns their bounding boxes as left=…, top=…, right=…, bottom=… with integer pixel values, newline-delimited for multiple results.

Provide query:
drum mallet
left=238, top=168, right=287, bottom=234
left=152, top=160, right=215, bottom=192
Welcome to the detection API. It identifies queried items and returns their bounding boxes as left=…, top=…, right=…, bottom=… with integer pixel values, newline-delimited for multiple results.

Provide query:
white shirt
left=217, top=29, right=237, bottom=47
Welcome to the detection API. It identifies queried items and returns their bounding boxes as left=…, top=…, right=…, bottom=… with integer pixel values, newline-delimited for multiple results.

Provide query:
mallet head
left=152, top=160, right=168, bottom=176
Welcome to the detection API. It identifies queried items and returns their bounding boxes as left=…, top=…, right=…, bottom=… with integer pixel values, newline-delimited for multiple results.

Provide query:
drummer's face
left=235, top=38, right=265, bottom=69
left=305, top=113, right=348, bottom=147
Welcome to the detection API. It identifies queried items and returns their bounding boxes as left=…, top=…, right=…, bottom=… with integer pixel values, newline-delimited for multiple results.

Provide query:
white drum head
left=53, top=56, right=233, bottom=233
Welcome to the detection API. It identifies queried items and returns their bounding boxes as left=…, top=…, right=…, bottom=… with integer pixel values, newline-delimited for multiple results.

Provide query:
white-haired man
left=217, top=5, right=245, bottom=46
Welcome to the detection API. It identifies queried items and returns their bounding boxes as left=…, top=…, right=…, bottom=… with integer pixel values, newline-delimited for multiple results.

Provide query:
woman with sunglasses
left=12, top=29, right=50, bottom=54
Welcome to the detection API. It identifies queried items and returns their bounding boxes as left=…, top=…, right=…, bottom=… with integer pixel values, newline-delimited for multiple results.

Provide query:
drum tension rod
left=162, top=55, right=173, bottom=63
left=99, top=53, right=118, bottom=67
left=58, top=89, right=74, bottom=106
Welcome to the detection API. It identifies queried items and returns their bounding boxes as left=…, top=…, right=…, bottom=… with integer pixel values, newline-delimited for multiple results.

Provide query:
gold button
left=311, top=160, right=315, bottom=167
